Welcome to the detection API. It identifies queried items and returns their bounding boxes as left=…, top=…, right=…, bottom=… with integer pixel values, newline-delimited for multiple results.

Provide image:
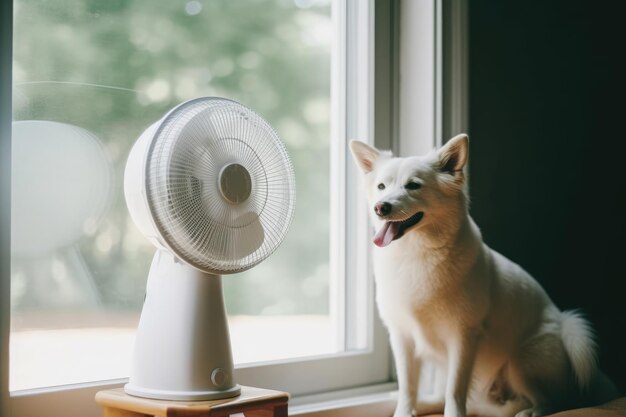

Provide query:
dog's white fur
left=350, top=135, right=619, bottom=417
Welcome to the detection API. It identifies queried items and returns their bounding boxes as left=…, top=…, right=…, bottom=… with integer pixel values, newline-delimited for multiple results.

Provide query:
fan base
left=126, top=250, right=239, bottom=402
left=124, top=383, right=241, bottom=401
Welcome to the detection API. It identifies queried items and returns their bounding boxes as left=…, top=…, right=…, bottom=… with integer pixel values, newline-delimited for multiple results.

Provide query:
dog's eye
left=405, top=182, right=421, bottom=190
left=377, top=183, right=385, bottom=190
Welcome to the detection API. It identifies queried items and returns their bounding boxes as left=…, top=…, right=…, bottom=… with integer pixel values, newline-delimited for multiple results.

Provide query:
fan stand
left=125, top=250, right=240, bottom=401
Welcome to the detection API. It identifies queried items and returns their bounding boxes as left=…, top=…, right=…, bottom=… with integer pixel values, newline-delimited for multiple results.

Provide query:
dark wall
left=469, top=1, right=626, bottom=391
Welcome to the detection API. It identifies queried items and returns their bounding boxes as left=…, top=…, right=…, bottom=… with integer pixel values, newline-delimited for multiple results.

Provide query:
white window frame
left=1, top=0, right=466, bottom=415
left=1, top=0, right=12, bottom=414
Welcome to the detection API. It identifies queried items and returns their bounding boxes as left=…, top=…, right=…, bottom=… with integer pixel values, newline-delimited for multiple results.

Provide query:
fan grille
left=146, top=97, right=295, bottom=274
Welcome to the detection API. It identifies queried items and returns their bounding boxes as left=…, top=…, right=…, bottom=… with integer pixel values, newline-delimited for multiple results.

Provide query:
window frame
left=1, top=0, right=13, bottom=415
left=1, top=0, right=465, bottom=415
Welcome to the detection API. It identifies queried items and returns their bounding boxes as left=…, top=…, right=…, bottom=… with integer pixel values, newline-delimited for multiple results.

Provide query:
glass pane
left=11, top=0, right=335, bottom=391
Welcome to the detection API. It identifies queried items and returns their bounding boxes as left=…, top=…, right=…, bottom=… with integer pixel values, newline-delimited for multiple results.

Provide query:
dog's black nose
left=374, top=202, right=392, bottom=217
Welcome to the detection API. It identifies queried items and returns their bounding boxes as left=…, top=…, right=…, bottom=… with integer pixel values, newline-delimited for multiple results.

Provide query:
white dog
left=350, top=135, right=619, bottom=417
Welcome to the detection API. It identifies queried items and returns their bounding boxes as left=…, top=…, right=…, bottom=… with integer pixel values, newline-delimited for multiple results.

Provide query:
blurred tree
left=12, top=0, right=332, bottom=315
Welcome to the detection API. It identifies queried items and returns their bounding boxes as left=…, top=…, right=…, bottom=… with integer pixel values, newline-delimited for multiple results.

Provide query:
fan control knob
left=210, top=368, right=228, bottom=388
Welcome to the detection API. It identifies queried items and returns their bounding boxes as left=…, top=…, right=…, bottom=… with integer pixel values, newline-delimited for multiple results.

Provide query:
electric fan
left=123, top=97, right=295, bottom=401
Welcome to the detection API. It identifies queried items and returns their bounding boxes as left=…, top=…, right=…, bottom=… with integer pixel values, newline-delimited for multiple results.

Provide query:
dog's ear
left=349, top=140, right=381, bottom=174
left=437, top=134, right=468, bottom=174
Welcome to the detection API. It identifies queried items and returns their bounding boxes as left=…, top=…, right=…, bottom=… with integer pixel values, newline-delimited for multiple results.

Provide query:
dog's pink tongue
left=373, top=222, right=399, bottom=247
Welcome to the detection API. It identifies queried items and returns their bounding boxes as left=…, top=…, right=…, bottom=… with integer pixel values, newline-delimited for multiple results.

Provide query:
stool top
left=95, top=386, right=289, bottom=416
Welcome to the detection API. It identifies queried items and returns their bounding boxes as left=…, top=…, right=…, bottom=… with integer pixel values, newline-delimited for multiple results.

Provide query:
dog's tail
left=560, top=310, right=598, bottom=389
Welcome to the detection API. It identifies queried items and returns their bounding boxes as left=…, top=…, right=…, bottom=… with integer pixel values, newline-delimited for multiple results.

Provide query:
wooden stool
left=95, top=386, right=289, bottom=417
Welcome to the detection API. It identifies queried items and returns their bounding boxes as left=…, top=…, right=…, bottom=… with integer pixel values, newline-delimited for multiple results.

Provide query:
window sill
left=290, top=383, right=397, bottom=417
left=10, top=381, right=398, bottom=417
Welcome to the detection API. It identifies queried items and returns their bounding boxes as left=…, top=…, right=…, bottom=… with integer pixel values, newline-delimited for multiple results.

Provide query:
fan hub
left=134, top=96, right=295, bottom=273
left=218, top=163, right=252, bottom=204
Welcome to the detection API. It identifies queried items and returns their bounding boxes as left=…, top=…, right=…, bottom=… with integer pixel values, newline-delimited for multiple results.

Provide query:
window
left=4, top=0, right=394, bottom=416
left=11, top=0, right=338, bottom=390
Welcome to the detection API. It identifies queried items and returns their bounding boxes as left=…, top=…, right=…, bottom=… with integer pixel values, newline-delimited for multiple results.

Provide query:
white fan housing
left=123, top=97, right=295, bottom=401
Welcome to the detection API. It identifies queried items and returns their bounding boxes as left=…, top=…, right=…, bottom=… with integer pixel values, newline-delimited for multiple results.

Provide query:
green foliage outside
left=12, top=0, right=332, bottom=316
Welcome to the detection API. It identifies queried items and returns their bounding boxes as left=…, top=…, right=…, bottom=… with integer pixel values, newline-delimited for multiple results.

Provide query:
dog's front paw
left=443, top=405, right=465, bottom=417
left=515, top=407, right=549, bottom=417
left=392, top=402, right=415, bottom=417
